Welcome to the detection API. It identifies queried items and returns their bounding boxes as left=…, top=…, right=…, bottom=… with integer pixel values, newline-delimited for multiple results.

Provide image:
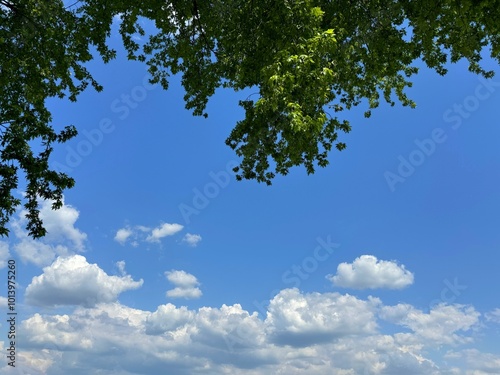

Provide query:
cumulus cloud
left=114, top=222, right=184, bottom=246
left=167, top=288, right=202, bottom=299
left=327, top=255, right=414, bottom=290
left=182, top=233, right=202, bottom=247
left=114, top=228, right=133, bottom=245
left=265, top=288, right=380, bottom=347
left=380, top=303, right=480, bottom=346
left=145, top=303, right=195, bottom=334
left=14, top=240, right=70, bottom=268
left=12, top=288, right=494, bottom=375
left=0, top=340, right=59, bottom=375
left=18, top=302, right=268, bottom=374
left=147, top=223, right=184, bottom=243
left=165, top=270, right=202, bottom=299
left=25, top=255, right=143, bottom=307
left=10, top=198, right=86, bottom=267
left=37, top=199, right=87, bottom=250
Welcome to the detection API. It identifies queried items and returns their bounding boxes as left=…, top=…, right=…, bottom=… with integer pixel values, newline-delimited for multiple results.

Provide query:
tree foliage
left=1, top=0, right=500, bottom=237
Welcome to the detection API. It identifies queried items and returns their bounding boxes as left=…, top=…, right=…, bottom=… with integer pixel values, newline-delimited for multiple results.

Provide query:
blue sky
left=1, top=16, right=500, bottom=375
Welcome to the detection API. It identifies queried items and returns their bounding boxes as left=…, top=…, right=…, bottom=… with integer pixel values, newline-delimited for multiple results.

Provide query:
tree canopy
left=1, top=0, right=499, bottom=238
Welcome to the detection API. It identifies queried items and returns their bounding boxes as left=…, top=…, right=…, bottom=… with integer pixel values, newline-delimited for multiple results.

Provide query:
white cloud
left=0, top=340, right=60, bottom=375
left=193, top=303, right=266, bottom=352
left=165, top=270, right=202, bottom=299
left=265, top=288, right=380, bottom=347
left=114, top=222, right=184, bottom=246
left=136, top=225, right=151, bottom=232
left=327, top=255, right=414, bottom=290
left=37, top=199, right=87, bottom=250
left=380, top=303, right=480, bottom=346
left=0, top=296, right=7, bottom=309
left=12, top=288, right=493, bottom=375
left=114, top=228, right=133, bottom=245
left=167, top=287, right=202, bottom=299
left=147, top=223, right=184, bottom=243
left=116, top=260, right=126, bottom=276
left=485, top=308, right=500, bottom=324
left=14, top=240, right=70, bottom=268
left=445, top=349, right=500, bottom=374
left=22, top=313, right=93, bottom=350
left=0, top=242, right=10, bottom=269
left=166, top=270, right=199, bottom=288
left=25, top=255, right=143, bottom=307
left=182, top=233, right=202, bottom=247
left=146, top=303, right=195, bottom=334
left=10, top=198, right=86, bottom=267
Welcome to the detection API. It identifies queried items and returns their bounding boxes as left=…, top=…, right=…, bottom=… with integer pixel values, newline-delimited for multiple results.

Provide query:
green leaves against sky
left=1, top=0, right=499, bottom=237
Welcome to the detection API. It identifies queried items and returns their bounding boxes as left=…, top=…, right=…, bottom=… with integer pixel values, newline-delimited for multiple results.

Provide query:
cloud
left=166, top=270, right=199, bottom=288
left=116, top=260, right=126, bottom=276
left=265, top=288, right=380, bottom=347
left=182, top=233, right=202, bottom=247
left=166, top=287, right=202, bottom=299
left=380, top=303, right=480, bottom=346
left=10, top=198, right=86, bottom=267
left=145, top=303, right=195, bottom=334
left=327, top=255, right=414, bottom=290
left=165, top=270, right=202, bottom=299
left=114, top=228, right=133, bottom=245
left=114, top=222, right=184, bottom=246
left=112, top=13, right=123, bottom=23
left=445, top=349, right=500, bottom=374
left=147, top=223, right=184, bottom=243
left=14, top=240, right=70, bottom=268
left=12, top=288, right=495, bottom=375
left=25, top=255, right=143, bottom=307
left=0, top=339, right=60, bottom=375
left=36, top=199, right=87, bottom=250
left=485, top=308, right=500, bottom=324
left=0, top=242, right=10, bottom=269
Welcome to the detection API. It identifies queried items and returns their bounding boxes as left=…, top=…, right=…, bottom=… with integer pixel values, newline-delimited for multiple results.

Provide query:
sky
left=1, top=15, right=500, bottom=375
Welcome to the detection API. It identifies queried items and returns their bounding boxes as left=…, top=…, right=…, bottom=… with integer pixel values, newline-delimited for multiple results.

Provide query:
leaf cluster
left=1, top=0, right=499, bottom=237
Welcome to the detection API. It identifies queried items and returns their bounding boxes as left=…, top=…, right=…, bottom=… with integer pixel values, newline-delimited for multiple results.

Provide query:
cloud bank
left=4, top=287, right=493, bottom=375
